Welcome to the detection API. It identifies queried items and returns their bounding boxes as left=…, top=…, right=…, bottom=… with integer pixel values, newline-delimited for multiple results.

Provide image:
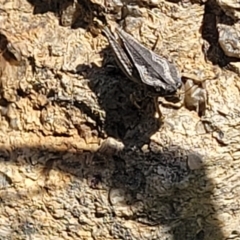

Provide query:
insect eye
left=157, top=87, right=163, bottom=92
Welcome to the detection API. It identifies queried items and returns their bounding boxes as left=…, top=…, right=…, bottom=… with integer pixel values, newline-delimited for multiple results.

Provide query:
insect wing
left=102, top=27, right=137, bottom=82
left=116, top=28, right=181, bottom=91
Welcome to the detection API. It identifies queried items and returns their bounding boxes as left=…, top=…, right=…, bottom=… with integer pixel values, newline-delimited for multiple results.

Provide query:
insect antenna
left=175, top=75, right=218, bottom=97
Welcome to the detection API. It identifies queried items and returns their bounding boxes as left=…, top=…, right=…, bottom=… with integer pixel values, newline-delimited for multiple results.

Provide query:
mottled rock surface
left=0, top=0, right=240, bottom=240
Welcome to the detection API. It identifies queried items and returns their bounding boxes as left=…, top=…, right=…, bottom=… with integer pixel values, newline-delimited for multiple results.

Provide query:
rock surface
left=0, top=0, right=240, bottom=240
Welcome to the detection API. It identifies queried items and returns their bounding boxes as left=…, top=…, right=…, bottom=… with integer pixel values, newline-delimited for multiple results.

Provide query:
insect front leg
left=153, top=97, right=165, bottom=123
left=129, top=92, right=142, bottom=109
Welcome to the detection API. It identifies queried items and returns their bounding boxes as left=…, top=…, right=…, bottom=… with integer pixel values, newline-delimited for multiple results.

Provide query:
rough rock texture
left=0, top=0, right=240, bottom=240
left=218, top=23, right=240, bottom=58
left=216, top=0, right=240, bottom=20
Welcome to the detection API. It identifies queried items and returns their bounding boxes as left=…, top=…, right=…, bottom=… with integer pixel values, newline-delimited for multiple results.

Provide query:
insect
left=102, top=26, right=182, bottom=119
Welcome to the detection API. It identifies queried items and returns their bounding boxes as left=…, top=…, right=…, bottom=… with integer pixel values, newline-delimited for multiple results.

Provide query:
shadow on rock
left=26, top=0, right=105, bottom=29
left=75, top=46, right=161, bottom=148
left=0, top=32, right=22, bottom=65
left=100, top=143, right=225, bottom=240
left=0, top=142, right=226, bottom=240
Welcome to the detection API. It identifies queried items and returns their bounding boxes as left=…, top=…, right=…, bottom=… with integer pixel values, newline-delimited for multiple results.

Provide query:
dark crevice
left=201, top=0, right=236, bottom=67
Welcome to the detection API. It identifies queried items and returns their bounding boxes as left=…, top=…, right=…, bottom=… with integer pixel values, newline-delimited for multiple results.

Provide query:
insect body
left=102, top=26, right=182, bottom=97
